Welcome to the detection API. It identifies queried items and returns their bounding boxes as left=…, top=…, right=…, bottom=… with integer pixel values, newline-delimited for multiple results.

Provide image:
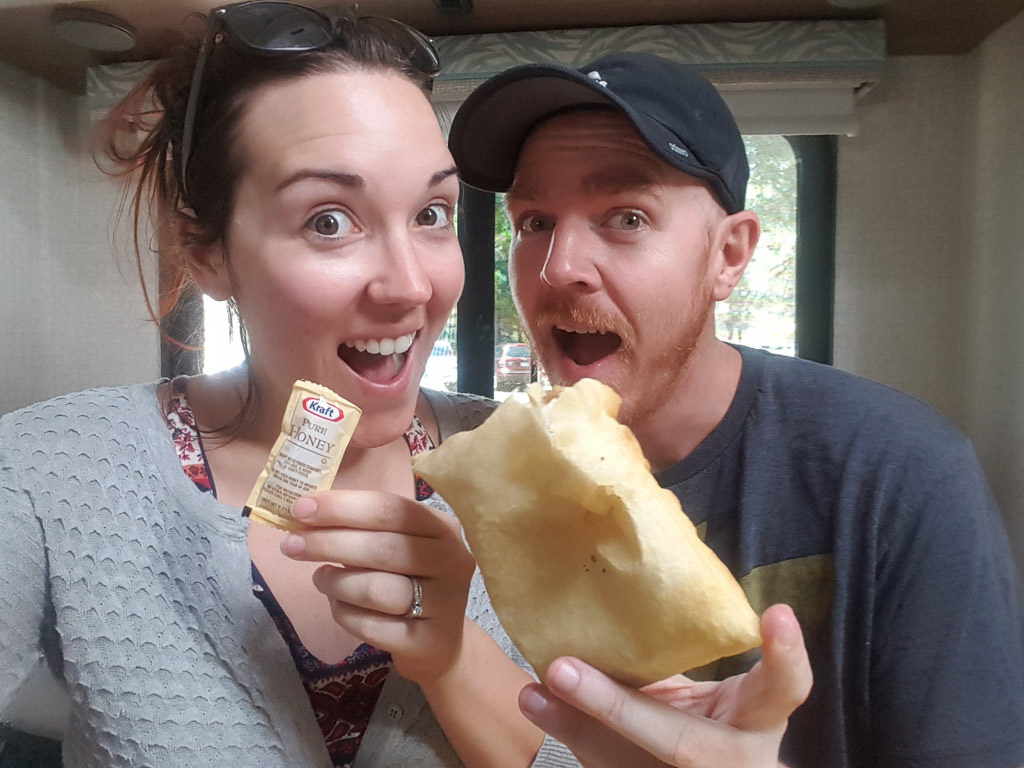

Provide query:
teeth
left=344, top=332, right=415, bottom=355
left=397, top=334, right=415, bottom=354
left=557, top=326, right=610, bottom=335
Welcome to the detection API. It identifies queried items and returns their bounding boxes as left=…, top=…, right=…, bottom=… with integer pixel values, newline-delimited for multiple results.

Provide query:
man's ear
left=711, top=210, right=760, bottom=302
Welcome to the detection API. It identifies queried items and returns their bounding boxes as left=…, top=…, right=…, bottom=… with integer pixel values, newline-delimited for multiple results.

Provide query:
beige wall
left=834, top=55, right=972, bottom=424
left=835, top=9, right=1024, bottom=572
left=967, top=10, right=1024, bottom=574
left=0, top=60, right=158, bottom=416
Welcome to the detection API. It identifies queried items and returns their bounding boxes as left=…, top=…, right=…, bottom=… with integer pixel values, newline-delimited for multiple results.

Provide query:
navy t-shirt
left=656, top=346, right=1024, bottom=768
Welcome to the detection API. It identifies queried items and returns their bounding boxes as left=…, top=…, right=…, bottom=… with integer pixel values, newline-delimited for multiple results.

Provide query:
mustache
left=530, top=300, right=636, bottom=351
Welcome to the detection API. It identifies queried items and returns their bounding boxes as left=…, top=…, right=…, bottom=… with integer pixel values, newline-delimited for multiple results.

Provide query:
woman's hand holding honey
left=280, top=489, right=477, bottom=685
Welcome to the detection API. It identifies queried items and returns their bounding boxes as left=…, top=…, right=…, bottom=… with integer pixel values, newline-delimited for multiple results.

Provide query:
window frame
left=788, top=135, right=837, bottom=365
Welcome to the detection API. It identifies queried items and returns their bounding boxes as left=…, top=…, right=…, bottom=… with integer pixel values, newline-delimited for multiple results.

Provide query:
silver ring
left=405, top=576, right=424, bottom=619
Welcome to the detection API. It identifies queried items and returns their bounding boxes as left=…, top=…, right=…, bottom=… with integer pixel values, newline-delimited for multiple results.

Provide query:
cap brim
left=449, top=63, right=630, bottom=193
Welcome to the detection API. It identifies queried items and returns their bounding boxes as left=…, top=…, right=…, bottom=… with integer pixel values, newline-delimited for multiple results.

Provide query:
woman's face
left=210, top=69, right=463, bottom=446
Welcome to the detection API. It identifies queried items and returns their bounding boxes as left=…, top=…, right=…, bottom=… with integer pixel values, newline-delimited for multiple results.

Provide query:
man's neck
left=630, top=340, right=743, bottom=473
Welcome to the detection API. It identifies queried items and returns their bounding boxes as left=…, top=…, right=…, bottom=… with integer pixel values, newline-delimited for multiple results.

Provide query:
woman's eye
left=305, top=209, right=355, bottom=239
left=416, top=203, right=452, bottom=228
left=607, top=210, right=646, bottom=230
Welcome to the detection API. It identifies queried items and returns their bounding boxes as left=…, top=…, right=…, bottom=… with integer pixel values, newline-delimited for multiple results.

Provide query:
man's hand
left=518, top=603, right=811, bottom=768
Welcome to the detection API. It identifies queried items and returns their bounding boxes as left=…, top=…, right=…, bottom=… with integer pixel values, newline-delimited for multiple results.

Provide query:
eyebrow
left=583, top=168, right=658, bottom=195
left=276, top=170, right=363, bottom=193
left=429, top=166, right=460, bottom=187
left=276, top=166, right=459, bottom=194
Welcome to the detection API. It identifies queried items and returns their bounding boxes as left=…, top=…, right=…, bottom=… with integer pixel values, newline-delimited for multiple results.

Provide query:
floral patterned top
left=164, top=377, right=436, bottom=767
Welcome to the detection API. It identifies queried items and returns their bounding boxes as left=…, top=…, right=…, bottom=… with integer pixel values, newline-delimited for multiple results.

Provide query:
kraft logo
left=302, top=397, right=344, bottom=422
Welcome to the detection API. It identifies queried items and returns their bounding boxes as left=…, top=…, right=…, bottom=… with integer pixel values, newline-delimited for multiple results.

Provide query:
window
left=720, top=135, right=798, bottom=356
left=202, top=295, right=244, bottom=374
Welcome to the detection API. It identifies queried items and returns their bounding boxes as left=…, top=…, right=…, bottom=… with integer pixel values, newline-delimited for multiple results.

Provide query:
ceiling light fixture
left=51, top=7, right=137, bottom=52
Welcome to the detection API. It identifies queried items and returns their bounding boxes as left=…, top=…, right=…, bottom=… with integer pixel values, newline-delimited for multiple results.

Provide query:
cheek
left=234, top=260, right=364, bottom=338
left=509, top=245, right=538, bottom=309
left=433, top=247, right=465, bottom=307
left=644, top=273, right=713, bottom=341
left=420, top=246, right=464, bottom=330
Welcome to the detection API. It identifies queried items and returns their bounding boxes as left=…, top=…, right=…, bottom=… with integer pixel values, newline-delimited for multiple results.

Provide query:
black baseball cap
left=448, top=52, right=749, bottom=214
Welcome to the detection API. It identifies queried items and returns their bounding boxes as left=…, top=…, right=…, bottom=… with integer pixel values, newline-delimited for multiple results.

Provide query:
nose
left=367, top=232, right=433, bottom=306
left=539, top=221, right=600, bottom=291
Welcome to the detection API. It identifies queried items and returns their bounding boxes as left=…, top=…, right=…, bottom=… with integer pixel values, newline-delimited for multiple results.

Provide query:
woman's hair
left=98, top=8, right=435, bottom=353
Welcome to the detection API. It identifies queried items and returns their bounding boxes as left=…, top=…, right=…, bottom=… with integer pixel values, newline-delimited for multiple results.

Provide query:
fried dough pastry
left=413, top=378, right=761, bottom=686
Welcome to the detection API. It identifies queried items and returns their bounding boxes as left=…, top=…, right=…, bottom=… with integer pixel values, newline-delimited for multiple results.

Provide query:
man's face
left=506, top=110, right=725, bottom=428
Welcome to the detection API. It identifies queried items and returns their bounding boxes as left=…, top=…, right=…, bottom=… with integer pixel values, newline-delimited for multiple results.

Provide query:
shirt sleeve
left=0, top=475, right=49, bottom=714
left=870, top=437, right=1024, bottom=768
left=465, top=570, right=581, bottom=767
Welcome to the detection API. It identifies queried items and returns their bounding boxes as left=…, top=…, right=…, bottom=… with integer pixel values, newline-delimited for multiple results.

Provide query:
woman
left=0, top=4, right=573, bottom=767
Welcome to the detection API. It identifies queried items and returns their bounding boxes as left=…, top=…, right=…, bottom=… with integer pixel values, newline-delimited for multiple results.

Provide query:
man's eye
left=519, top=214, right=553, bottom=233
left=306, top=210, right=355, bottom=239
left=416, top=204, right=452, bottom=228
left=607, top=211, right=646, bottom=230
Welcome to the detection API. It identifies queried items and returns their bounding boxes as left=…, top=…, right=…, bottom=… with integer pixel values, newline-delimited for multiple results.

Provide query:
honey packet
left=244, top=380, right=361, bottom=530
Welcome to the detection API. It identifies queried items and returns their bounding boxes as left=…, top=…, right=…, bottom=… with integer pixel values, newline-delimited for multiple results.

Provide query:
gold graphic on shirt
left=688, top=522, right=834, bottom=680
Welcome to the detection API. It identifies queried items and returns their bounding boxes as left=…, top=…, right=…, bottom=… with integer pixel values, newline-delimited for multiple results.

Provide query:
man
left=448, top=53, right=1024, bottom=767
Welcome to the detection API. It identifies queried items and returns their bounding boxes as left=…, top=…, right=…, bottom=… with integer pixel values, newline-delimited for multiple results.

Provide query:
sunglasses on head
left=179, top=0, right=441, bottom=204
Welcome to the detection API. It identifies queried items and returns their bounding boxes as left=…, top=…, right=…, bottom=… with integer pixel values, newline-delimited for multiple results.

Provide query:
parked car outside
left=422, top=339, right=458, bottom=391
left=494, top=342, right=532, bottom=391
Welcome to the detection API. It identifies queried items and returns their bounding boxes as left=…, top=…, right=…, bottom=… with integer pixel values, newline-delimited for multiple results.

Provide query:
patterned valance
left=431, top=20, right=885, bottom=136
left=89, top=19, right=885, bottom=137
left=434, top=20, right=883, bottom=96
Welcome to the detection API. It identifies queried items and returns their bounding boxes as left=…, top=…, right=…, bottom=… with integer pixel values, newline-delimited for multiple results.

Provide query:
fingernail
left=518, top=686, right=549, bottom=717
left=548, top=659, right=581, bottom=692
left=292, top=497, right=317, bottom=520
left=280, top=533, right=306, bottom=556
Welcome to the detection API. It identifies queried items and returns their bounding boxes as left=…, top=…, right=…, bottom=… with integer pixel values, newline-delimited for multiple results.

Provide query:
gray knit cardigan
left=0, top=383, right=578, bottom=768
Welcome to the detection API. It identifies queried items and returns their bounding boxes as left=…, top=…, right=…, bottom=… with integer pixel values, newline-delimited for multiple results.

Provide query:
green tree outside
left=719, top=135, right=797, bottom=353
left=493, top=196, right=524, bottom=344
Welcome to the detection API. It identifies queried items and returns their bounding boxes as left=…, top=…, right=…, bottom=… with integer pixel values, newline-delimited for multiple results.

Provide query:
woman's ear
left=711, top=210, right=760, bottom=302
left=186, top=242, right=232, bottom=301
left=178, top=214, right=232, bottom=301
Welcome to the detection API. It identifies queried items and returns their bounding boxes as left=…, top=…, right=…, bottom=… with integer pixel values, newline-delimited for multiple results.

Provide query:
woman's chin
left=348, top=397, right=421, bottom=450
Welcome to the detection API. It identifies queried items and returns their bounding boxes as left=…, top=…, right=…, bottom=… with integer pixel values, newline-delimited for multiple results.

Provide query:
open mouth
left=553, top=327, right=622, bottom=367
left=338, top=332, right=415, bottom=384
